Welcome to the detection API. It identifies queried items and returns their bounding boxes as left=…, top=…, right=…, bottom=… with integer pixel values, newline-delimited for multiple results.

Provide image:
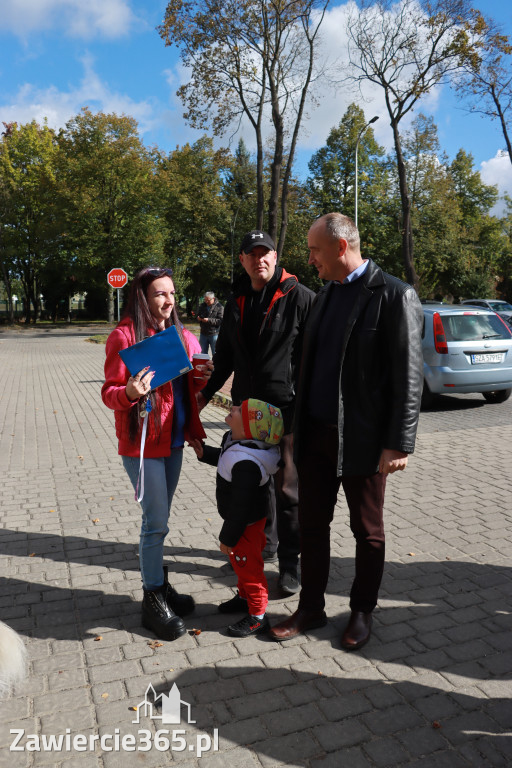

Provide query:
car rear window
left=442, top=313, right=512, bottom=341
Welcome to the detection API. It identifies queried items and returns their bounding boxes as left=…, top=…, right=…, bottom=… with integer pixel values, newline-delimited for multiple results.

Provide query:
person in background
left=197, top=231, right=315, bottom=596
left=197, top=291, right=224, bottom=356
left=270, top=213, right=423, bottom=650
left=101, top=266, right=210, bottom=642
left=190, top=399, right=284, bottom=638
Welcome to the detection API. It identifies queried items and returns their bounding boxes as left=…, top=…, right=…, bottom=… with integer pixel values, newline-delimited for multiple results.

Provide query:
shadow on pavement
left=134, top=666, right=512, bottom=766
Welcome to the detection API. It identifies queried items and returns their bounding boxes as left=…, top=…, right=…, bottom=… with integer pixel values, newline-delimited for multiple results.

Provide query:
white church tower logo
left=132, top=683, right=196, bottom=725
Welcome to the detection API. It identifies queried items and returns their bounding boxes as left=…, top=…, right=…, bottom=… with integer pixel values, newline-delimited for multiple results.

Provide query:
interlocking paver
left=0, top=325, right=511, bottom=767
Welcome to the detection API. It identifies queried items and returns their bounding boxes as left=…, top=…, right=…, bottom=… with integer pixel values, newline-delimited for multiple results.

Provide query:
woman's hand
left=196, top=360, right=214, bottom=383
left=219, top=542, right=233, bottom=556
left=188, top=438, right=204, bottom=459
left=125, top=367, right=155, bottom=401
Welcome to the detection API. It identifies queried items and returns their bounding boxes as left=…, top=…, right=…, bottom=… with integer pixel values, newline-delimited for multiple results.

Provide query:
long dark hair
left=122, top=267, right=186, bottom=442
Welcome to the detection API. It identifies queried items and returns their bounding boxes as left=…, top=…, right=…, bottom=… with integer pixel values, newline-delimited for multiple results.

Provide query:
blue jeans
left=122, top=451, right=183, bottom=591
left=200, top=333, right=217, bottom=356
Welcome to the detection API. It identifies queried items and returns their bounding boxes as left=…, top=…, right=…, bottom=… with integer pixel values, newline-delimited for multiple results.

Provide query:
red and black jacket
left=201, top=267, right=315, bottom=430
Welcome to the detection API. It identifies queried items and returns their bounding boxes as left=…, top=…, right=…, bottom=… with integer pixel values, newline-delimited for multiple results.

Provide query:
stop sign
left=107, top=268, right=128, bottom=288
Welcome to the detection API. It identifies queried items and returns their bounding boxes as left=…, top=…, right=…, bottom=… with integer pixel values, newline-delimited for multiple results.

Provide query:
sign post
left=107, top=269, right=128, bottom=322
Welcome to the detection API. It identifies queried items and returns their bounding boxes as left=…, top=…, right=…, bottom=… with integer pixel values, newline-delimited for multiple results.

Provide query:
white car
left=461, top=299, right=512, bottom=327
left=422, top=304, right=512, bottom=407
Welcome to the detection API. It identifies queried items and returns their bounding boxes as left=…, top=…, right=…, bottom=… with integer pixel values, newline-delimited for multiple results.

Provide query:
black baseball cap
left=240, top=230, right=275, bottom=254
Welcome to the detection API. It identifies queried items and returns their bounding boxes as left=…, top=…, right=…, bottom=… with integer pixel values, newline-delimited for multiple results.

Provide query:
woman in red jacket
left=101, top=267, right=208, bottom=641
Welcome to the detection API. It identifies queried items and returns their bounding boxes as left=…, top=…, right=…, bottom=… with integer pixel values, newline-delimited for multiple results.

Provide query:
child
left=189, top=398, right=284, bottom=637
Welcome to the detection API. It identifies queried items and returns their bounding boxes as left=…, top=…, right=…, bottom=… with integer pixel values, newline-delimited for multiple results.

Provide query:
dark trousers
left=264, top=432, right=300, bottom=572
left=297, top=421, right=387, bottom=614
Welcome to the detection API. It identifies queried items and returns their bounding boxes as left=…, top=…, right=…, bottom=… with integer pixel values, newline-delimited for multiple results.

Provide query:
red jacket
left=101, top=318, right=206, bottom=457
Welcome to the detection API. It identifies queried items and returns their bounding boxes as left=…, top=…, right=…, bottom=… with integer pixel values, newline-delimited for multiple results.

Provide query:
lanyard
left=135, top=395, right=152, bottom=502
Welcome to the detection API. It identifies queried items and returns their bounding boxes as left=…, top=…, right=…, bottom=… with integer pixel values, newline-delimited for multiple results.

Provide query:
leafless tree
left=346, top=0, right=478, bottom=289
left=159, top=0, right=330, bottom=258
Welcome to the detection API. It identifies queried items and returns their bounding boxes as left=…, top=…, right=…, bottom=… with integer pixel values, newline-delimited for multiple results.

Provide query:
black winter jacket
left=197, top=299, right=224, bottom=337
left=201, top=268, right=315, bottom=428
left=294, top=259, right=424, bottom=476
left=199, top=434, right=277, bottom=547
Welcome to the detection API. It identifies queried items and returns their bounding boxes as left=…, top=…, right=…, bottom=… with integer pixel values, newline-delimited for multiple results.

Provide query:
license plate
left=471, top=353, right=504, bottom=364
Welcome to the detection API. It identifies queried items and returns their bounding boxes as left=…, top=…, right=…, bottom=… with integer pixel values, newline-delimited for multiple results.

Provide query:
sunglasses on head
left=143, top=267, right=173, bottom=277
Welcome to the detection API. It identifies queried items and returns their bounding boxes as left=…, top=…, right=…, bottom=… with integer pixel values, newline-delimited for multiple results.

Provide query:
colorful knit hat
left=241, top=399, right=284, bottom=445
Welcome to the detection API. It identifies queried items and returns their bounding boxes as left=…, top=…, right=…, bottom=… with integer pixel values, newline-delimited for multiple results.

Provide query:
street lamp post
left=230, top=192, right=253, bottom=284
left=354, top=115, right=379, bottom=228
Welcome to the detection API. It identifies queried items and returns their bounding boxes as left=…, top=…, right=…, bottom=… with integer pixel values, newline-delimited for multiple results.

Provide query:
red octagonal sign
left=107, top=268, right=128, bottom=288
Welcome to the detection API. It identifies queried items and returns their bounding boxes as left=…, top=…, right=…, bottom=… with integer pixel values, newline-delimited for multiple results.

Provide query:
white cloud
left=0, top=0, right=136, bottom=39
left=0, top=55, right=154, bottom=133
left=480, top=151, right=512, bottom=216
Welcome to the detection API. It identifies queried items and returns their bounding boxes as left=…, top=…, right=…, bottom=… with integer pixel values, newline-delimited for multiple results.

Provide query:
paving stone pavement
left=0, top=325, right=511, bottom=767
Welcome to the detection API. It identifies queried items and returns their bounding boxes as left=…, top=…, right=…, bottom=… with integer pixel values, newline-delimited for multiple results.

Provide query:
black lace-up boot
left=141, top=584, right=186, bottom=641
left=163, top=565, right=195, bottom=617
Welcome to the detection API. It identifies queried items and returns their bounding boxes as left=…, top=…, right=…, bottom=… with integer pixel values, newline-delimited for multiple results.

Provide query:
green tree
left=306, top=104, right=400, bottom=276
left=0, top=120, right=61, bottom=323
left=58, top=108, right=166, bottom=320
left=446, top=149, right=502, bottom=300
left=158, top=0, right=330, bottom=258
left=159, top=137, right=231, bottom=311
left=400, top=115, right=462, bottom=297
left=223, top=139, right=259, bottom=284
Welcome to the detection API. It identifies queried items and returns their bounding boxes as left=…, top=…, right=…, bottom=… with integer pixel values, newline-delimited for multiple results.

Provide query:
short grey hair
left=321, top=213, right=360, bottom=250
left=204, top=291, right=215, bottom=300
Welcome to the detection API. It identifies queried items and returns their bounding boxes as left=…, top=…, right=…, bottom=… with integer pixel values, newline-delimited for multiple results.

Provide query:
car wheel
left=483, top=389, right=512, bottom=404
left=421, top=381, right=435, bottom=409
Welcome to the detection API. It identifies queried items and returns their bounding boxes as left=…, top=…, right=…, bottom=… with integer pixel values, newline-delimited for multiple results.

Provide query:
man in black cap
left=197, top=230, right=315, bottom=594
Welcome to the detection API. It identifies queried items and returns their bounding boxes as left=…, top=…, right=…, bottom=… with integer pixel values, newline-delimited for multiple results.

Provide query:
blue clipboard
left=118, top=325, right=192, bottom=389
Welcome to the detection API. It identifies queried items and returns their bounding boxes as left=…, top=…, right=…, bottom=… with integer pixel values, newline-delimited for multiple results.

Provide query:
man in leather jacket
left=197, top=291, right=224, bottom=355
left=270, top=213, right=423, bottom=650
left=197, top=230, right=315, bottom=594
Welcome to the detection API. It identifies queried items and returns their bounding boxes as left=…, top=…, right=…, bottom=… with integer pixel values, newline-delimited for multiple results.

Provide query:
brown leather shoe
left=269, top=608, right=327, bottom=641
left=341, top=611, right=372, bottom=651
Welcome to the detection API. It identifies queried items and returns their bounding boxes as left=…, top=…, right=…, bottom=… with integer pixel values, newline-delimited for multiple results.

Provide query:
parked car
left=460, top=299, right=512, bottom=326
left=421, top=304, right=512, bottom=407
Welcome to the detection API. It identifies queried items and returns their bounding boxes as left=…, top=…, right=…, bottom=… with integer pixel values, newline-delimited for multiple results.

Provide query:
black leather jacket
left=294, top=259, right=424, bottom=476
left=197, top=299, right=224, bottom=336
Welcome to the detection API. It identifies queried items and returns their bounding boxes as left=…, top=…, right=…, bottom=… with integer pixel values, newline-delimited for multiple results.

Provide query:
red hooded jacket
left=101, top=318, right=206, bottom=457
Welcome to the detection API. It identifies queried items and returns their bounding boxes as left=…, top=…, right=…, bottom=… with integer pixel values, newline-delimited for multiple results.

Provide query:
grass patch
left=85, top=335, right=109, bottom=344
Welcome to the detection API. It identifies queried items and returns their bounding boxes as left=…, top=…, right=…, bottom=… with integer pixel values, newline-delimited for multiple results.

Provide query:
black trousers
left=264, top=432, right=300, bottom=571
left=297, top=420, right=387, bottom=614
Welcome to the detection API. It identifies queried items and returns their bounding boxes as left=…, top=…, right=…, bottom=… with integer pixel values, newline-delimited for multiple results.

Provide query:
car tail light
left=433, top=313, right=448, bottom=354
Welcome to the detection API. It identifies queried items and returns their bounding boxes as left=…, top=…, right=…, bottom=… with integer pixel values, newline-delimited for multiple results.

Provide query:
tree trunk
left=255, top=132, right=265, bottom=230
left=492, top=84, right=512, bottom=165
left=108, top=286, right=115, bottom=323
left=391, top=120, right=419, bottom=290
left=267, top=65, right=284, bottom=244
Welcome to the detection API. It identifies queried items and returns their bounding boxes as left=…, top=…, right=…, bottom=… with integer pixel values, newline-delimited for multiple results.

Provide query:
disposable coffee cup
left=192, top=353, right=210, bottom=379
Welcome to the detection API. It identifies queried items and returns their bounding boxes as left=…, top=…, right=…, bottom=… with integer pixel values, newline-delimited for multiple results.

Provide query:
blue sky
left=1, top=0, right=511, bottom=209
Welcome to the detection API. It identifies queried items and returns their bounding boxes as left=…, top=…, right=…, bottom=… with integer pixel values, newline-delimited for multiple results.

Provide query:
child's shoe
left=227, top=614, right=270, bottom=637
left=218, top=592, right=248, bottom=614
